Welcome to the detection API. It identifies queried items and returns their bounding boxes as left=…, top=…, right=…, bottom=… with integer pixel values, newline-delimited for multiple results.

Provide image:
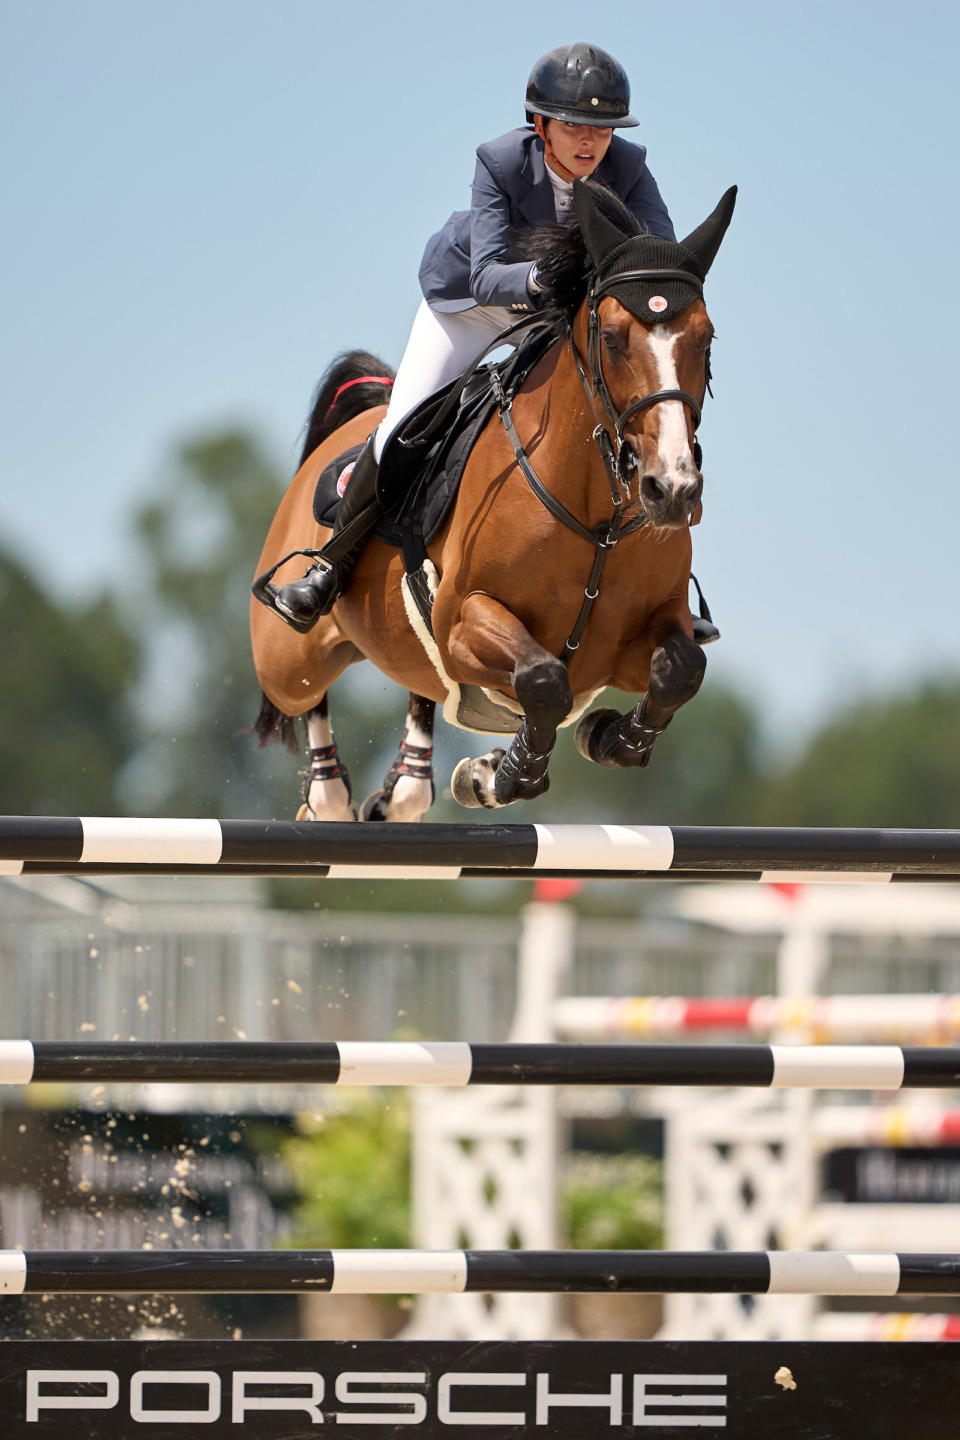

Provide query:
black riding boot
left=253, top=439, right=382, bottom=633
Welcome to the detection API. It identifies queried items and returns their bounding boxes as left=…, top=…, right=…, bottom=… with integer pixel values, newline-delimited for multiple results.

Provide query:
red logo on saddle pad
left=648, top=296, right=668, bottom=313
left=337, top=462, right=356, bottom=497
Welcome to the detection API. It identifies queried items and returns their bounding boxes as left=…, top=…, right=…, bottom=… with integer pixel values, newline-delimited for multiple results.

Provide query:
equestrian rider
left=268, top=42, right=677, bottom=632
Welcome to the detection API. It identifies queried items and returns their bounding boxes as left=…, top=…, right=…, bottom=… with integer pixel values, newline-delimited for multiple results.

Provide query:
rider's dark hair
left=517, top=179, right=646, bottom=333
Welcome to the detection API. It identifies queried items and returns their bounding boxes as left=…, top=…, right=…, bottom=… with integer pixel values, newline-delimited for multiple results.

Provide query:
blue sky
left=2, top=0, right=958, bottom=743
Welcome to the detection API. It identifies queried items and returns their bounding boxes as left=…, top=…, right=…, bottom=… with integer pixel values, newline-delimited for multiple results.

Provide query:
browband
left=592, top=268, right=704, bottom=301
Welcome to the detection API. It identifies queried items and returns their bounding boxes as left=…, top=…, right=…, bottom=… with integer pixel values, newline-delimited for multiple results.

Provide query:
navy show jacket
left=419, top=126, right=676, bottom=315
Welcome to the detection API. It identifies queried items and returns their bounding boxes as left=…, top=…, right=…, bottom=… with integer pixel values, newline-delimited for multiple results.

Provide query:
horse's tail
left=299, top=349, right=395, bottom=467
left=252, top=690, right=301, bottom=753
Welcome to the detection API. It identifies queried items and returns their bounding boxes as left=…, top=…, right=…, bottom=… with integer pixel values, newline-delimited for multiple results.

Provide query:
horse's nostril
left=641, top=474, right=665, bottom=505
left=679, top=477, right=704, bottom=508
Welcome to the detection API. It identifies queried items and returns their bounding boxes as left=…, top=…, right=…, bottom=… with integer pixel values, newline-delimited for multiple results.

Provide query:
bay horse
left=251, top=180, right=736, bottom=822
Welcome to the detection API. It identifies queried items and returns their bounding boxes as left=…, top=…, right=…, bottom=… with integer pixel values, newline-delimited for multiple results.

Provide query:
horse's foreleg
left=576, top=623, right=706, bottom=769
left=360, top=694, right=437, bottom=823
left=298, top=695, right=358, bottom=822
left=446, top=594, right=573, bottom=809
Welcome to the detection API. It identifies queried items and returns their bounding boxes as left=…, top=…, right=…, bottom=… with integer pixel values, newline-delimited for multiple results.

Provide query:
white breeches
left=373, top=300, right=515, bottom=462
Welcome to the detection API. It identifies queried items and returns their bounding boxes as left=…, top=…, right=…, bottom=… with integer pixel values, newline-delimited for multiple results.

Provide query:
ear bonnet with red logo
left=573, top=181, right=738, bottom=324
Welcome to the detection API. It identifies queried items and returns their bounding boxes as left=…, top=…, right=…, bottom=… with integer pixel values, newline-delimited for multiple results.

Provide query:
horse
left=250, top=180, right=736, bottom=822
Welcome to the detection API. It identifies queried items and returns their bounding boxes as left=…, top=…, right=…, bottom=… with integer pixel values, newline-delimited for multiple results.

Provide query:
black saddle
left=313, top=323, right=558, bottom=573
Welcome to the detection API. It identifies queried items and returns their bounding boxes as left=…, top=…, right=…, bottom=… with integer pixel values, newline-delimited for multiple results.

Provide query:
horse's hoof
left=575, top=707, right=622, bottom=766
left=452, top=752, right=504, bottom=809
left=452, top=758, right=484, bottom=808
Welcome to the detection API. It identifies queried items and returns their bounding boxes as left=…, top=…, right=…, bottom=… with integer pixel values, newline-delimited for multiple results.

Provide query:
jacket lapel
left=516, top=138, right=556, bottom=226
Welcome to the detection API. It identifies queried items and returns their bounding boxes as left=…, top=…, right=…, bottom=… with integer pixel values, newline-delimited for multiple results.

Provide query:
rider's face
left=542, top=120, right=613, bottom=178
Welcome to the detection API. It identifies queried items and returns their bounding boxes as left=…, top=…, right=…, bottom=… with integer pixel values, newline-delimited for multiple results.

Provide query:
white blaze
left=646, top=330, right=694, bottom=474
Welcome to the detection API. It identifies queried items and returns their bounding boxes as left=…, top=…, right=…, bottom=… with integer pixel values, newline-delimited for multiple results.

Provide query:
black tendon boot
left=253, top=439, right=383, bottom=633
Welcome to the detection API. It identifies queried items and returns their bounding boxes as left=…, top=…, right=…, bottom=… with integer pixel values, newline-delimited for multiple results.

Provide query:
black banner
left=0, top=1338, right=958, bottom=1437
left=825, top=1146, right=960, bottom=1203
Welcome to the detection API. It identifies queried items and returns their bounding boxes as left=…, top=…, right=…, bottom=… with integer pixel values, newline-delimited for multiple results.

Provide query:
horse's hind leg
left=297, top=695, right=358, bottom=822
left=360, top=694, right=436, bottom=823
left=445, top=595, right=572, bottom=809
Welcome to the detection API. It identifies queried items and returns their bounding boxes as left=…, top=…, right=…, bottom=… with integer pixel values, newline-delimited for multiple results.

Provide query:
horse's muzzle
left=639, top=473, right=703, bottom=529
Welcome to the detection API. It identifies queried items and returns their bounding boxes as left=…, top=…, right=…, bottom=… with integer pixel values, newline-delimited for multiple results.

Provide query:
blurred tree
left=539, top=680, right=765, bottom=824
left=0, top=544, right=140, bottom=813
left=562, top=1153, right=662, bottom=1250
left=124, top=427, right=286, bottom=815
left=281, top=1096, right=411, bottom=1250
left=756, top=681, right=960, bottom=826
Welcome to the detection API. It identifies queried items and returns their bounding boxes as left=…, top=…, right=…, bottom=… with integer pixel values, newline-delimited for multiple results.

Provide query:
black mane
left=517, top=180, right=646, bottom=333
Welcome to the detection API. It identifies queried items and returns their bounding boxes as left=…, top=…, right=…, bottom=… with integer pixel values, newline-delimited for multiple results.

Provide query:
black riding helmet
left=525, top=43, right=638, bottom=129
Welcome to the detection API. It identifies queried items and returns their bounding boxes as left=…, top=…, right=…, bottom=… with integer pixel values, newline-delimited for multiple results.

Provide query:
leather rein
left=493, top=265, right=707, bottom=664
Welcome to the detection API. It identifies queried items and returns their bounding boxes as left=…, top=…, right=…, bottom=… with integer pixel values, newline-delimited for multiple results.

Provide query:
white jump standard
left=2, top=1040, right=959, bottom=1089
left=3, top=816, right=960, bottom=879
left=3, top=1248, right=960, bottom=1296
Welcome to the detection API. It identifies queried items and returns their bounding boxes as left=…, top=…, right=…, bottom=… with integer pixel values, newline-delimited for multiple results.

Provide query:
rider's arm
left=623, top=160, right=677, bottom=243
left=468, top=151, right=538, bottom=310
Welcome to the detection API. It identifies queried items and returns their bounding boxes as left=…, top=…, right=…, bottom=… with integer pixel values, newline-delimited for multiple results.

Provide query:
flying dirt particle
left=183, top=955, right=195, bottom=967
left=137, top=996, right=150, bottom=1014
left=774, top=1367, right=797, bottom=1391
left=233, top=1327, right=243, bottom=1340
left=286, top=980, right=302, bottom=995
left=234, top=1029, right=247, bottom=1040
left=80, top=1022, right=96, bottom=1033
left=91, top=1086, right=105, bottom=1098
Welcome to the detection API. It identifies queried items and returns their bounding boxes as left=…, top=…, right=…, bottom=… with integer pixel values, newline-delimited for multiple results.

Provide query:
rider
left=267, top=42, right=677, bottom=632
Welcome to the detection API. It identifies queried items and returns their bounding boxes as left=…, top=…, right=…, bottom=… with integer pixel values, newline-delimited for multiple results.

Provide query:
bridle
left=580, top=266, right=707, bottom=488
left=493, top=265, right=710, bottom=663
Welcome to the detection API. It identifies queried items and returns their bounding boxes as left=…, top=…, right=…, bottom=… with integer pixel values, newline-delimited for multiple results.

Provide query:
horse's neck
left=519, top=312, right=628, bottom=531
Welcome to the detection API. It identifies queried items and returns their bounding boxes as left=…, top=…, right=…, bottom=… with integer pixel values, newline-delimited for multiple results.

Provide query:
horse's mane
left=299, top=350, right=395, bottom=467
left=516, top=180, right=646, bottom=335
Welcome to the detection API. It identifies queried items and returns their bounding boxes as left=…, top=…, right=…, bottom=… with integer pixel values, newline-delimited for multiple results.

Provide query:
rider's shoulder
left=604, top=132, right=649, bottom=180
left=475, top=126, right=539, bottom=176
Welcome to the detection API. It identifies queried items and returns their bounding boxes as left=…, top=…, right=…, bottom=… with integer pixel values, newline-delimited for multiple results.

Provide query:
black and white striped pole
left=3, top=1249, right=960, bottom=1296
left=2, top=816, right=960, bottom=880
left=2, top=1040, right=959, bottom=1089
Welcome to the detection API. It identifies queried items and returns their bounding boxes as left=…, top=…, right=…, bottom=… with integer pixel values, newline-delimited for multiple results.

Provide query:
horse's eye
left=601, top=330, right=622, bottom=354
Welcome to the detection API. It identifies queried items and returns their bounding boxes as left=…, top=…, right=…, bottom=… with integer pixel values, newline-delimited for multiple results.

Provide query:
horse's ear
left=680, top=186, right=738, bottom=275
left=573, top=180, right=634, bottom=266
